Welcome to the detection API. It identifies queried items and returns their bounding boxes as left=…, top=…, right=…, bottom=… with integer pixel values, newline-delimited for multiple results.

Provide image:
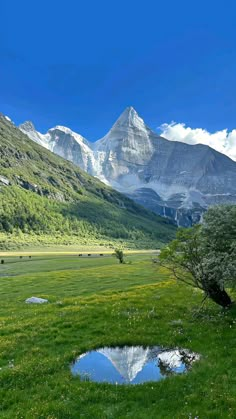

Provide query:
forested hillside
left=0, top=115, right=176, bottom=249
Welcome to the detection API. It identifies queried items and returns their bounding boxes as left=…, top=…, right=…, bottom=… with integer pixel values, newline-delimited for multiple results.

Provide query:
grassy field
left=0, top=245, right=158, bottom=256
left=0, top=253, right=236, bottom=418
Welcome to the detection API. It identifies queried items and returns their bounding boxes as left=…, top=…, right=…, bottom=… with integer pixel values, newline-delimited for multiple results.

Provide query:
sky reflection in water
left=71, top=346, right=200, bottom=385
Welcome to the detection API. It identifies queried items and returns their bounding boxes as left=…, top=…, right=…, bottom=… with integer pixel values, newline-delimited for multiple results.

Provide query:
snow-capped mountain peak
left=94, top=106, right=153, bottom=154
left=48, top=125, right=89, bottom=146
left=17, top=107, right=236, bottom=227
left=113, top=106, right=146, bottom=129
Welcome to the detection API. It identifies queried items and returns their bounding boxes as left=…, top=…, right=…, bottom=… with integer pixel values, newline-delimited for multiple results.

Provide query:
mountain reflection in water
left=71, top=346, right=200, bottom=385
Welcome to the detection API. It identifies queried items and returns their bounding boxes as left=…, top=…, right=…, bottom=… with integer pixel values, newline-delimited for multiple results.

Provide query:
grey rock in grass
left=25, top=296, right=48, bottom=304
left=0, top=175, right=10, bottom=186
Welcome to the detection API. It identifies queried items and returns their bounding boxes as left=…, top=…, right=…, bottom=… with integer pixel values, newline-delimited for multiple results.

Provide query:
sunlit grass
left=0, top=254, right=236, bottom=418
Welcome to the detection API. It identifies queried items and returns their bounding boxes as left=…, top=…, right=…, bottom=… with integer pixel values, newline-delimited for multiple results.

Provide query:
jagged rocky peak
left=105, top=106, right=153, bottom=141
left=19, top=120, right=51, bottom=150
left=114, top=106, right=146, bottom=129
left=18, top=119, right=93, bottom=162
left=95, top=106, right=153, bottom=152
left=19, top=120, right=36, bottom=132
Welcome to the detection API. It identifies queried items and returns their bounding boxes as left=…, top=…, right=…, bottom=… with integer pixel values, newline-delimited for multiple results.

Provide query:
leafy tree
left=114, top=248, right=125, bottom=264
left=159, top=205, right=236, bottom=308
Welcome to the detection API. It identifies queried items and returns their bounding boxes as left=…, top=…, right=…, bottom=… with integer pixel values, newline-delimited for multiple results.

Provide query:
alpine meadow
left=1, top=111, right=236, bottom=418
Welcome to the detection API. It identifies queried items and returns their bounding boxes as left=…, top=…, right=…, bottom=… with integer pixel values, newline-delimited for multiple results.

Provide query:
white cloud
left=159, top=122, right=236, bottom=161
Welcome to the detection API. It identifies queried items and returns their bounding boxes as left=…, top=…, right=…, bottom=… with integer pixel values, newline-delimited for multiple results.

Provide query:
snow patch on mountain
left=49, top=125, right=89, bottom=146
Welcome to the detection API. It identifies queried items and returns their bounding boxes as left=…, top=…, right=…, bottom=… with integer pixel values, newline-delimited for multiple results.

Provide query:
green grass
left=1, top=253, right=236, bottom=418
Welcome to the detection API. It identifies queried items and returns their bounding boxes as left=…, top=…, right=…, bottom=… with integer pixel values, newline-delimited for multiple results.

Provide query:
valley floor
left=0, top=254, right=236, bottom=418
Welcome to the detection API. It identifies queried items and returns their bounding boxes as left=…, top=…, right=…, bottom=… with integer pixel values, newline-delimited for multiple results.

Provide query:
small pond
left=71, top=346, right=200, bottom=385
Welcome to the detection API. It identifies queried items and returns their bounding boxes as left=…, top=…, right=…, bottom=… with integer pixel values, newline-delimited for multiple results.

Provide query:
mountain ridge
left=18, top=108, right=236, bottom=226
left=0, top=114, right=175, bottom=249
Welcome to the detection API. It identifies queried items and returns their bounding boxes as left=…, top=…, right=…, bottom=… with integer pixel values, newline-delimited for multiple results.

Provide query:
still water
left=71, top=346, right=200, bottom=385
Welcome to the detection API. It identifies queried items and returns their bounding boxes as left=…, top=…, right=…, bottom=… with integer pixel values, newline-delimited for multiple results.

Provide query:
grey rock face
left=19, top=107, right=236, bottom=226
left=19, top=123, right=94, bottom=173
left=47, top=127, right=94, bottom=172
left=93, top=107, right=236, bottom=226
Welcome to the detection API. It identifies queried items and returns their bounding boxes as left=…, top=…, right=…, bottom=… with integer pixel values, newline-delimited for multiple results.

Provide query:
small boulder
left=0, top=175, right=10, bottom=186
left=25, top=296, right=48, bottom=304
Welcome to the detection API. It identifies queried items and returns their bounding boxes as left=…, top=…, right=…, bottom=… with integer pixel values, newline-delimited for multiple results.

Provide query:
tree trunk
left=206, top=283, right=232, bottom=308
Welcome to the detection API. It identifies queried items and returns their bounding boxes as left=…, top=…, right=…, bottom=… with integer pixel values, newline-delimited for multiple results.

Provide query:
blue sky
left=1, top=0, right=236, bottom=142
